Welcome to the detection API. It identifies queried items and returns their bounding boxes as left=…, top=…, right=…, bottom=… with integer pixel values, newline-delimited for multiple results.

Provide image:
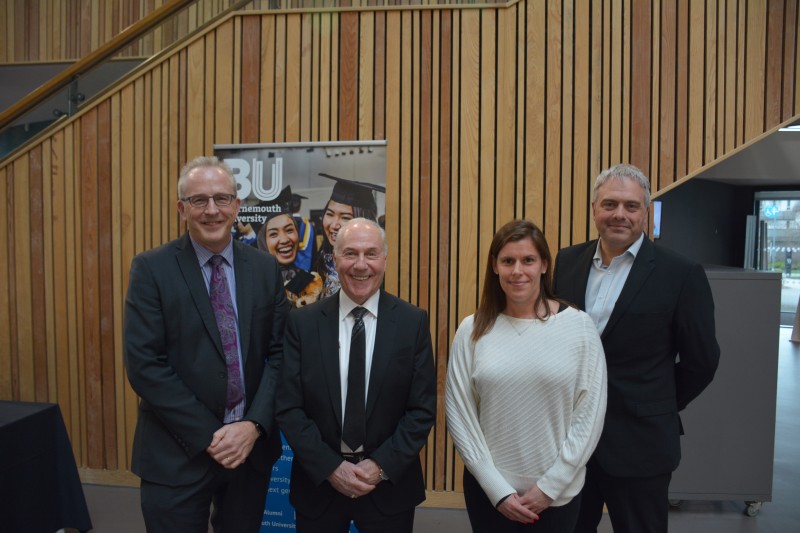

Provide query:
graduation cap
left=290, top=192, right=307, bottom=212
left=261, top=185, right=293, bottom=222
left=318, top=173, right=386, bottom=213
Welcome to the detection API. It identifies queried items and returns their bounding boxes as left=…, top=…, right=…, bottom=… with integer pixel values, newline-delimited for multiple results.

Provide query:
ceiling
left=698, top=128, right=800, bottom=187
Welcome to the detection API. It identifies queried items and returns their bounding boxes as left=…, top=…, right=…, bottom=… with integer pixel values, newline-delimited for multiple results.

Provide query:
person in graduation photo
left=314, top=173, right=386, bottom=298
left=257, top=185, right=323, bottom=308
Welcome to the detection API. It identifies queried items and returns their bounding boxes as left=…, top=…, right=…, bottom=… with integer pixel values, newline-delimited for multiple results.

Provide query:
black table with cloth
left=0, top=400, right=93, bottom=533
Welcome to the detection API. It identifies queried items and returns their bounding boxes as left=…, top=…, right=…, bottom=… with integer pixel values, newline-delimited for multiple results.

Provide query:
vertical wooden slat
left=0, top=165, right=12, bottom=396
left=480, top=9, right=497, bottom=262
left=687, top=0, right=704, bottom=171
left=97, top=100, right=117, bottom=469
left=120, top=84, right=139, bottom=464
left=632, top=0, right=653, bottom=173
left=29, top=145, right=49, bottom=402
left=496, top=7, right=517, bottom=228
left=457, top=7, right=480, bottom=328
left=716, top=0, right=726, bottom=157
left=765, top=0, right=784, bottom=129
left=359, top=12, right=375, bottom=138
left=573, top=0, right=590, bottom=242
left=13, top=157, right=33, bottom=400
left=545, top=0, right=562, bottom=247
left=448, top=9, right=463, bottom=494
left=186, top=39, right=205, bottom=158
left=285, top=14, right=302, bottom=140
left=300, top=13, right=313, bottom=140
left=241, top=16, right=262, bottom=143
left=621, top=0, right=631, bottom=162
left=419, top=8, right=432, bottom=310
left=260, top=16, right=277, bottom=142
left=383, top=11, right=400, bottom=293
left=216, top=21, right=234, bottom=145
left=704, top=0, right=717, bottom=165
left=725, top=0, right=738, bottom=151
left=50, top=130, right=71, bottom=423
left=41, top=138, right=57, bottom=403
left=373, top=11, right=386, bottom=138
left=675, top=0, right=689, bottom=176
left=782, top=0, right=797, bottom=121
left=559, top=0, right=574, bottom=250
left=435, top=7, right=452, bottom=494
left=339, top=11, right=359, bottom=139
left=609, top=0, right=623, bottom=164
left=80, top=109, right=103, bottom=468
left=525, top=0, right=546, bottom=225
left=745, top=0, right=766, bottom=139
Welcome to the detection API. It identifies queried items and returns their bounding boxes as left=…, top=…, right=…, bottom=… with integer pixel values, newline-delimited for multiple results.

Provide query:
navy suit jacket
left=276, top=290, right=436, bottom=518
left=554, top=237, right=720, bottom=477
left=124, top=233, right=289, bottom=486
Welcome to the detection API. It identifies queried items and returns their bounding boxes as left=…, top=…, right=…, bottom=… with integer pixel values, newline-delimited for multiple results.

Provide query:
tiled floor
left=79, top=328, right=800, bottom=532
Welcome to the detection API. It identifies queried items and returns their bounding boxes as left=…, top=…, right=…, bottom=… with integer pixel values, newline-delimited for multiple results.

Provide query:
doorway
left=754, top=191, right=800, bottom=326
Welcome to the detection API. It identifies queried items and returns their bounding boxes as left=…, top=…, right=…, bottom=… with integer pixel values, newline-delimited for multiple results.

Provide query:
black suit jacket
left=553, top=237, right=720, bottom=477
left=276, top=290, right=437, bottom=518
left=124, top=233, right=289, bottom=486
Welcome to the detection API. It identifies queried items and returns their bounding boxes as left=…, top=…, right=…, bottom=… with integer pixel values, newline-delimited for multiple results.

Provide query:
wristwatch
left=250, top=420, right=264, bottom=437
left=378, top=467, right=389, bottom=481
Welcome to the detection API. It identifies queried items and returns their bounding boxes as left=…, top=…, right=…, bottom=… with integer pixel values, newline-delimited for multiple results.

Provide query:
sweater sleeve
left=445, top=317, right=517, bottom=506
left=536, top=313, right=607, bottom=500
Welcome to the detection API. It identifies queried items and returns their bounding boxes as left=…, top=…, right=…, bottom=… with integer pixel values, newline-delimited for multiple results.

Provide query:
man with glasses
left=124, top=156, right=290, bottom=532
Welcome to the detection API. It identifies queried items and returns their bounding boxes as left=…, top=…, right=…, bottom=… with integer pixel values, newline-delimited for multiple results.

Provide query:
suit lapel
left=319, top=294, right=344, bottom=427
left=573, top=243, right=596, bottom=309
left=366, top=291, right=396, bottom=420
left=232, top=243, right=252, bottom=362
left=175, top=234, right=225, bottom=359
left=602, top=237, right=656, bottom=339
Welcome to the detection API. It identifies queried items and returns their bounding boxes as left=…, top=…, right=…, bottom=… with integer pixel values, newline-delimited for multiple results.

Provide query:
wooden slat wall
left=0, top=0, right=241, bottom=63
left=1, top=0, right=799, bottom=505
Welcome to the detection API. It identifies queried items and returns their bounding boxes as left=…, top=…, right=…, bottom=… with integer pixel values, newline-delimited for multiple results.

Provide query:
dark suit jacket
left=124, top=233, right=289, bottom=486
left=553, top=237, right=720, bottom=478
left=276, top=290, right=436, bottom=518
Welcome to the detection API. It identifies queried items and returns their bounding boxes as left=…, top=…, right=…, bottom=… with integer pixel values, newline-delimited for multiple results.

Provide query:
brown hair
left=471, top=219, right=562, bottom=342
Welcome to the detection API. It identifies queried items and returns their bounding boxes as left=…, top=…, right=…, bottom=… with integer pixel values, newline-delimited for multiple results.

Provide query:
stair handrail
left=0, top=0, right=198, bottom=131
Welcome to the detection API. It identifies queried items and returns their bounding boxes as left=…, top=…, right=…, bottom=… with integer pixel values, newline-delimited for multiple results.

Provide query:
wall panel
left=2, top=0, right=799, bottom=507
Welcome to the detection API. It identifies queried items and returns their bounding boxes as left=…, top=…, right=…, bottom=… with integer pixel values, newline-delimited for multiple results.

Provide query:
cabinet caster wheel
left=744, top=501, right=761, bottom=517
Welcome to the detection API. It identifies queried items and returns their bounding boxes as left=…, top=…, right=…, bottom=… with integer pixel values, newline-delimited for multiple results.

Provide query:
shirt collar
left=339, top=289, right=380, bottom=319
left=593, top=232, right=645, bottom=266
left=189, top=235, right=235, bottom=267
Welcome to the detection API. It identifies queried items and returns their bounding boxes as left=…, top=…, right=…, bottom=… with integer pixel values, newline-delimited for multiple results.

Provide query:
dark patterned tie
left=209, top=255, right=244, bottom=410
left=342, top=306, right=368, bottom=451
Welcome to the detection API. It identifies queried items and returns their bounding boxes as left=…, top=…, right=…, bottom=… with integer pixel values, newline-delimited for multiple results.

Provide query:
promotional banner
left=214, top=141, right=387, bottom=532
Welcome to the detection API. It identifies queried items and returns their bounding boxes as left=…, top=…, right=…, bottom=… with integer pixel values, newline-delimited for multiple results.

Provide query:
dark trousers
left=140, top=462, right=269, bottom=533
left=574, top=459, right=671, bottom=533
left=463, top=467, right=582, bottom=533
left=296, top=492, right=415, bottom=533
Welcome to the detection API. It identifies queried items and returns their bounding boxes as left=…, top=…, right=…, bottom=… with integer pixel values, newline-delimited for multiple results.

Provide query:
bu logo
left=224, top=157, right=284, bottom=201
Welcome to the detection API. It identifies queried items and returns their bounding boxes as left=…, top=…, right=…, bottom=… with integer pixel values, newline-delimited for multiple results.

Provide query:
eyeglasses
left=180, top=194, right=236, bottom=208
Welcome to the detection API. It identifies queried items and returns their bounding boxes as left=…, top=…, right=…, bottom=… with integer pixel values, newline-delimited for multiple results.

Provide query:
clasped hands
left=327, top=458, right=384, bottom=499
left=496, top=484, right=554, bottom=524
left=206, top=420, right=260, bottom=469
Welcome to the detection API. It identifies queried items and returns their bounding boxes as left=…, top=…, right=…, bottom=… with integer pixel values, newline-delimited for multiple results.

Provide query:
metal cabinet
left=668, top=268, right=781, bottom=517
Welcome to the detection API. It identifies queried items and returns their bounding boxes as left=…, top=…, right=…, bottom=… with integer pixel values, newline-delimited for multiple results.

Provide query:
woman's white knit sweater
left=445, top=307, right=607, bottom=506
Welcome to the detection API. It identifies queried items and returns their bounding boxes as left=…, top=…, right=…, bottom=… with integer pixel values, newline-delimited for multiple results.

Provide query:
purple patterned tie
left=209, top=255, right=244, bottom=410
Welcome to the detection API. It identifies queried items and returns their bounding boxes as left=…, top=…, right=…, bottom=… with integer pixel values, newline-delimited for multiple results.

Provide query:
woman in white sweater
left=446, top=219, right=607, bottom=532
